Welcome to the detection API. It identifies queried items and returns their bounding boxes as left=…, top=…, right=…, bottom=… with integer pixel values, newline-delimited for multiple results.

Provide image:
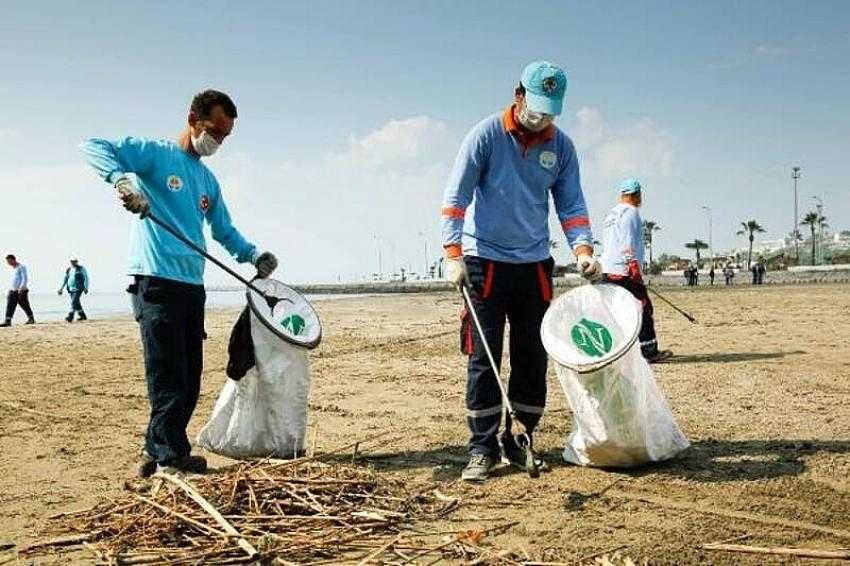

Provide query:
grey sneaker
left=461, top=453, right=498, bottom=482
left=156, top=455, right=207, bottom=475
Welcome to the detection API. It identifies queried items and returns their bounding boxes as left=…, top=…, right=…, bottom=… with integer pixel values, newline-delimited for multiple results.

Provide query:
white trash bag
left=541, top=283, right=689, bottom=467
left=197, top=279, right=321, bottom=459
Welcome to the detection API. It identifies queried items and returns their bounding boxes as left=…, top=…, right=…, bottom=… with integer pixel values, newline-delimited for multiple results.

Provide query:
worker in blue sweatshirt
left=57, top=257, right=90, bottom=322
left=600, top=178, right=672, bottom=363
left=81, top=90, right=278, bottom=477
left=441, top=61, right=600, bottom=482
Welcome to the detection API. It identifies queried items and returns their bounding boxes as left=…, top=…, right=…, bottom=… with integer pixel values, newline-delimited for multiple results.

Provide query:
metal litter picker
left=461, top=284, right=540, bottom=478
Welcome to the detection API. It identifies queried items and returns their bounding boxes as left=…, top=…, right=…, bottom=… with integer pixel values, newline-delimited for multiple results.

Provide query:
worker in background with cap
left=441, top=61, right=600, bottom=482
left=600, top=178, right=672, bottom=363
left=58, top=257, right=90, bottom=322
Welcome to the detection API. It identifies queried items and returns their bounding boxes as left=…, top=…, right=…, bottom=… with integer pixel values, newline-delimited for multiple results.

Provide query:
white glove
left=577, top=254, right=602, bottom=282
left=115, top=177, right=150, bottom=217
left=254, top=251, right=278, bottom=278
left=445, top=256, right=469, bottom=290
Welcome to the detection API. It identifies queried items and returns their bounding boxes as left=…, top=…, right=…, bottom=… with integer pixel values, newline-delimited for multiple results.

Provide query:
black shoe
left=156, top=455, right=208, bottom=475
left=0, top=321, right=10, bottom=328
left=65, top=313, right=74, bottom=323
left=461, top=453, right=498, bottom=482
left=77, top=312, right=87, bottom=321
left=25, top=319, right=35, bottom=325
left=646, top=349, right=673, bottom=363
left=500, top=435, right=549, bottom=472
left=138, top=451, right=157, bottom=478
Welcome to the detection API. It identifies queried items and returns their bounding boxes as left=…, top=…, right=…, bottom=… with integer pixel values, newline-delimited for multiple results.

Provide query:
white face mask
left=191, top=129, right=220, bottom=157
left=517, top=103, right=555, bottom=132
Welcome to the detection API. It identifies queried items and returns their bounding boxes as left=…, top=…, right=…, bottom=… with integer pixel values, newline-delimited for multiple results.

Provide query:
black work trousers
left=130, top=276, right=206, bottom=465
left=603, top=275, right=659, bottom=358
left=461, top=256, right=553, bottom=457
left=4, top=290, right=34, bottom=322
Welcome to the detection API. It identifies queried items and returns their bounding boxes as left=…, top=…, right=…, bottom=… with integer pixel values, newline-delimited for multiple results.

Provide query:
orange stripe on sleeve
left=444, top=244, right=462, bottom=259
left=561, top=216, right=590, bottom=230
left=441, top=206, right=466, bottom=219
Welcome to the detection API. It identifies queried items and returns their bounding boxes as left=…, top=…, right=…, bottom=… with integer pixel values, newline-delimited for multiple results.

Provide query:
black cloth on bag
left=226, top=306, right=255, bottom=380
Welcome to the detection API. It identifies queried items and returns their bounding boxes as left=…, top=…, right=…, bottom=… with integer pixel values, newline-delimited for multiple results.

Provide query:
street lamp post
left=792, top=166, right=801, bottom=261
left=373, top=234, right=383, bottom=280
left=701, top=206, right=713, bottom=268
left=418, top=230, right=430, bottom=278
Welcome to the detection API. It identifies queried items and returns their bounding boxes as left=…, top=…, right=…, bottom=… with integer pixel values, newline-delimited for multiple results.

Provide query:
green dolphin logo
left=281, top=314, right=306, bottom=336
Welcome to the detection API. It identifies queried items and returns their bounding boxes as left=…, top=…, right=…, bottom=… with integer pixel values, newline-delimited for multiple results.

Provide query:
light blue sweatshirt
left=441, top=110, right=593, bottom=263
left=60, top=265, right=89, bottom=293
left=600, top=203, right=645, bottom=277
left=80, top=137, right=257, bottom=285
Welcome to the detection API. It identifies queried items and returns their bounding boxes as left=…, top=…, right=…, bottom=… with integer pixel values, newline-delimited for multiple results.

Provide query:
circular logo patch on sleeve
left=539, top=151, right=557, bottom=170
left=166, top=175, right=183, bottom=191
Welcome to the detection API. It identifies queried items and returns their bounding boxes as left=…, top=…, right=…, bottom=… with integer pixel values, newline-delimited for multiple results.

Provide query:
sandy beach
left=1, top=284, right=849, bottom=564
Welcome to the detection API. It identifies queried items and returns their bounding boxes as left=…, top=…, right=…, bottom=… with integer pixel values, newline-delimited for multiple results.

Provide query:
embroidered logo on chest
left=539, top=151, right=557, bottom=170
left=166, top=175, right=183, bottom=192
left=200, top=194, right=210, bottom=213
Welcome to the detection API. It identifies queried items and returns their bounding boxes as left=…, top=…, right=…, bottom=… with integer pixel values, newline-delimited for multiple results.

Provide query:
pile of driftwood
left=22, top=453, right=520, bottom=565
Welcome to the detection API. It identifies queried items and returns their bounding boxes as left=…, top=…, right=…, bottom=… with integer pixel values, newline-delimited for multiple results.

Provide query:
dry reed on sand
left=22, top=457, right=521, bottom=565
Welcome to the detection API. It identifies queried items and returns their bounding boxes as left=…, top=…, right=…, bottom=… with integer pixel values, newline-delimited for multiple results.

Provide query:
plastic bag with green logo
left=541, top=284, right=689, bottom=467
left=197, top=279, right=320, bottom=459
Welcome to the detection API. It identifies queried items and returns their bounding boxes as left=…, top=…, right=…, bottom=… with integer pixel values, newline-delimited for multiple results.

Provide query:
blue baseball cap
left=520, top=61, right=568, bottom=116
left=618, top=178, right=642, bottom=194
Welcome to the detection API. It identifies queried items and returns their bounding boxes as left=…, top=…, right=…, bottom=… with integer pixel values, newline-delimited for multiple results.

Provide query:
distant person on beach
left=709, top=266, right=715, bottom=286
left=81, top=89, right=279, bottom=477
left=751, top=262, right=758, bottom=285
left=2, top=254, right=35, bottom=327
left=724, top=264, right=735, bottom=285
left=600, top=178, right=672, bottom=364
left=757, top=261, right=766, bottom=285
left=441, top=61, right=599, bottom=482
left=57, top=257, right=90, bottom=322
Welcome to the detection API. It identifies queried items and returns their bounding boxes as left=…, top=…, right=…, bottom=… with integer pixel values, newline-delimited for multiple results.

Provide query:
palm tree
left=642, top=220, right=660, bottom=268
left=736, top=220, right=766, bottom=269
left=684, top=239, right=709, bottom=268
left=800, top=211, right=828, bottom=265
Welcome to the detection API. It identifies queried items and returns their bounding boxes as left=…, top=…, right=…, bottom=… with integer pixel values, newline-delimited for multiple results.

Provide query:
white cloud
left=210, top=116, right=457, bottom=283
left=570, top=106, right=675, bottom=190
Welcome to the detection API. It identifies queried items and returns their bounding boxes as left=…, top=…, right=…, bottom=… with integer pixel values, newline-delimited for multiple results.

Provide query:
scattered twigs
left=701, top=543, right=850, bottom=560
left=19, top=532, right=99, bottom=552
left=154, top=472, right=259, bottom=559
left=24, top=450, right=490, bottom=565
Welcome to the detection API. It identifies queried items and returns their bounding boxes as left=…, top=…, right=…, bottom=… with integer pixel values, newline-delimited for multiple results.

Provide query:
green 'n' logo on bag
left=281, top=314, right=306, bottom=336
left=570, top=318, right=613, bottom=357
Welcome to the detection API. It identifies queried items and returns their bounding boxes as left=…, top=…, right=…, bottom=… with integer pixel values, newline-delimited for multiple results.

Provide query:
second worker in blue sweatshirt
left=441, top=61, right=601, bottom=482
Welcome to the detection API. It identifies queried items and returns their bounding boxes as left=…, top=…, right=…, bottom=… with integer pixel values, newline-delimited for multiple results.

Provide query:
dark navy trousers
left=130, top=276, right=206, bottom=465
left=461, top=256, right=553, bottom=457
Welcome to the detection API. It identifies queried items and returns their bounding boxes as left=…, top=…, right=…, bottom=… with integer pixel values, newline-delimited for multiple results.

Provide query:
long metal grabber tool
left=646, top=284, right=697, bottom=324
left=461, top=284, right=540, bottom=478
left=144, top=212, right=288, bottom=311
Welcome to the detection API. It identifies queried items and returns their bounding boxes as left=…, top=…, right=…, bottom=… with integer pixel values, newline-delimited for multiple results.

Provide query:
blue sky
left=1, top=0, right=848, bottom=290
